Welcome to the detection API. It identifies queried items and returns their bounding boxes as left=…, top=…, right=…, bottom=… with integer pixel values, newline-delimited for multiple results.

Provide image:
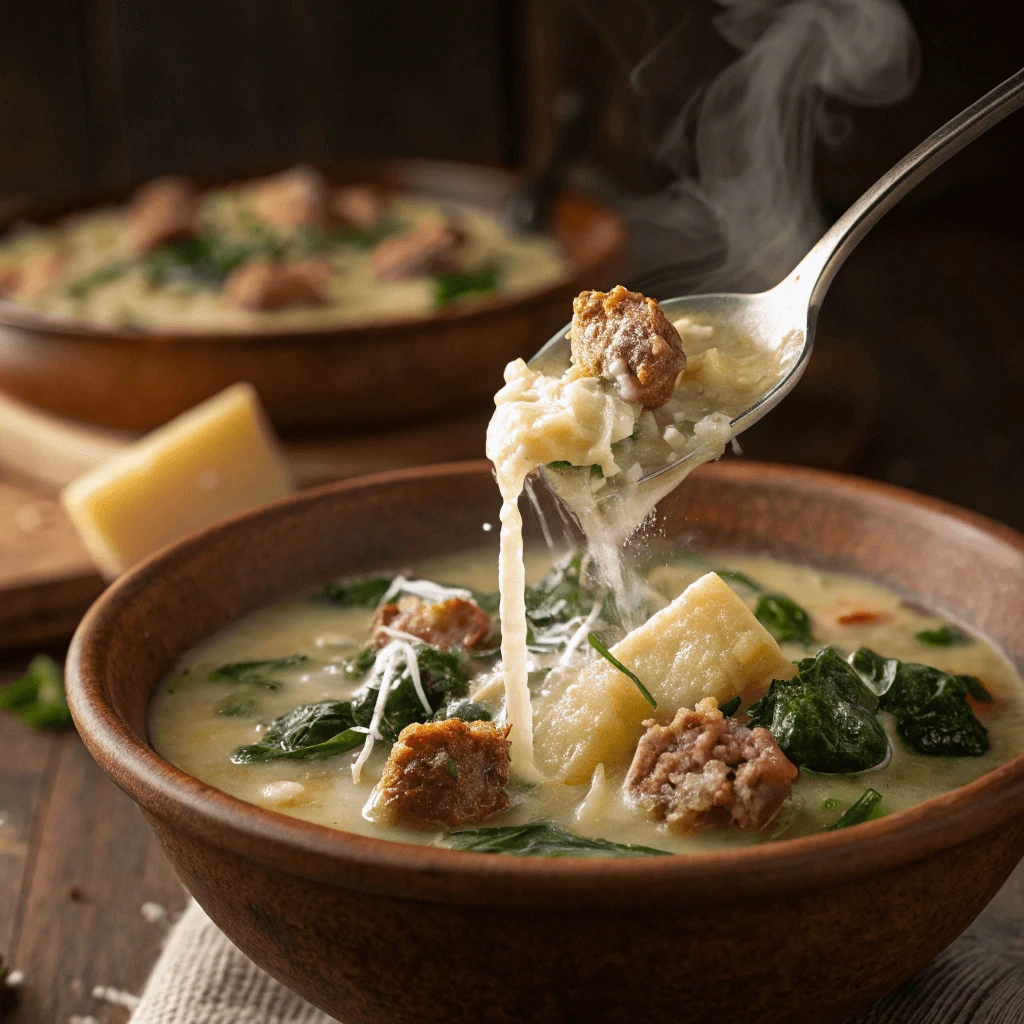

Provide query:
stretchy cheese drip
left=486, top=359, right=635, bottom=779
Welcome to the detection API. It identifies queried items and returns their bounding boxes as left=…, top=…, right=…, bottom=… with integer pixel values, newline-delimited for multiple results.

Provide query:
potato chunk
left=533, top=572, right=790, bottom=783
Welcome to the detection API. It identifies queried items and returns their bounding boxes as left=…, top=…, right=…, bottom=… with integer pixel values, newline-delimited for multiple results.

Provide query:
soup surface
left=150, top=548, right=1024, bottom=855
left=0, top=166, right=567, bottom=331
left=150, top=285, right=1023, bottom=858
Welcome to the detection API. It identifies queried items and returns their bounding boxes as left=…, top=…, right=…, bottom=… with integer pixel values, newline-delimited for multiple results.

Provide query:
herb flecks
left=442, top=820, right=669, bottom=858
left=587, top=633, right=657, bottom=709
left=826, top=788, right=884, bottom=830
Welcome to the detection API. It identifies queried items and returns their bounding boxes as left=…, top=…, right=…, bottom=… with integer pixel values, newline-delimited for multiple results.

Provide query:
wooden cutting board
left=0, top=409, right=488, bottom=651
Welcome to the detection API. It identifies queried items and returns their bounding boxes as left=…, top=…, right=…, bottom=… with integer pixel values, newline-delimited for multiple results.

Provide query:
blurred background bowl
left=0, top=159, right=626, bottom=433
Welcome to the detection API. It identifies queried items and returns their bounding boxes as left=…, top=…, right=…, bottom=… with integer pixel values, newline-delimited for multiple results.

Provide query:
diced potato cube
left=533, top=572, right=790, bottom=783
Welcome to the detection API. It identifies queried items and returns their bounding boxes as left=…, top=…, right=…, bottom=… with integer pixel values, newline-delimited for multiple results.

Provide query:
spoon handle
left=790, top=66, right=1024, bottom=313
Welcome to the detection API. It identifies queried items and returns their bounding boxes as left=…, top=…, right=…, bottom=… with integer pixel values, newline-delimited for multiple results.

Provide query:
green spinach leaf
left=826, top=788, right=884, bottom=830
left=746, top=647, right=888, bottom=773
left=434, top=697, right=492, bottom=723
left=434, top=267, right=498, bottom=306
left=524, top=551, right=602, bottom=653
left=230, top=642, right=470, bottom=763
left=849, top=647, right=989, bottom=757
left=442, top=820, right=669, bottom=858
left=719, top=695, right=742, bottom=717
left=232, top=700, right=363, bottom=763
left=209, top=654, right=308, bottom=690
left=716, top=569, right=763, bottom=592
left=321, top=576, right=392, bottom=608
left=217, top=694, right=259, bottom=717
left=144, top=235, right=277, bottom=288
left=67, top=262, right=130, bottom=298
left=755, top=593, right=814, bottom=646
left=0, top=654, right=72, bottom=731
left=341, top=645, right=376, bottom=680
left=916, top=625, right=969, bottom=647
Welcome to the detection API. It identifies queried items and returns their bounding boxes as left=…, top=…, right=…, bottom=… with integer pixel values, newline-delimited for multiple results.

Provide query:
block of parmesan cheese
left=61, top=383, right=293, bottom=579
left=533, top=571, right=791, bottom=783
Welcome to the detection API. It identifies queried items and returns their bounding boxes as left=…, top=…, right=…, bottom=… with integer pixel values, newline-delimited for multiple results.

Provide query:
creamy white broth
left=149, top=548, right=1024, bottom=853
left=0, top=192, right=567, bottom=331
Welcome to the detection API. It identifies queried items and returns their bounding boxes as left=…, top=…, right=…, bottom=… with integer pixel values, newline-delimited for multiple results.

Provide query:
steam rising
left=582, top=0, right=921, bottom=292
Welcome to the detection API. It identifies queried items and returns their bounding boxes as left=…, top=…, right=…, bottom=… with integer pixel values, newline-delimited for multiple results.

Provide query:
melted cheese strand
left=497, top=494, right=542, bottom=780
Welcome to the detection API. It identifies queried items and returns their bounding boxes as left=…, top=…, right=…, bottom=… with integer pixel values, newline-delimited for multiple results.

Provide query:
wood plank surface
left=0, top=654, right=186, bottom=1024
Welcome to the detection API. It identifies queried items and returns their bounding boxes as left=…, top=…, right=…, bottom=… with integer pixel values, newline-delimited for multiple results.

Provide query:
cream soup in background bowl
left=66, top=461, right=1024, bottom=1024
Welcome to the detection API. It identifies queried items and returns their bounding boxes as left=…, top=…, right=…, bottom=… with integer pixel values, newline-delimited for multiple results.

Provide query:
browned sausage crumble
left=224, top=258, right=329, bottom=310
left=371, top=222, right=463, bottom=280
left=0, top=248, right=70, bottom=299
left=369, top=718, right=512, bottom=830
left=570, top=285, right=687, bottom=409
left=128, top=176, right=199, bottom=256
left=371, top=594, right=491, bottom=650
left=252, top=165, right=329, bottom=232
left=330, top=185, right=388, bottom=230
left=625, top=697, right=798, bottom=830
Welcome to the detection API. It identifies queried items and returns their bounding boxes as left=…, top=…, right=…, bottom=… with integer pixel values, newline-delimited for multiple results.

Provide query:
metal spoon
left=530, top=67, right=1024, bottom=483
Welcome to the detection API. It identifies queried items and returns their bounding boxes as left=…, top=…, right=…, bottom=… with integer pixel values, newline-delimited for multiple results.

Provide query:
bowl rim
left=66, top=460, right=1024, bottom=906
left=0, top=158, right=627, bottom=345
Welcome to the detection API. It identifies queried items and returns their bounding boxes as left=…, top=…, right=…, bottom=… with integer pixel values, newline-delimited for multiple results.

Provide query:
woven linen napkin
left=131, top=880, right=1024, bottom=1024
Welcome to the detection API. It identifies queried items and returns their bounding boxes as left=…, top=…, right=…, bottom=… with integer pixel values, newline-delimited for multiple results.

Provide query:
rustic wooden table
left=1, top=655, right=189, bottom=1024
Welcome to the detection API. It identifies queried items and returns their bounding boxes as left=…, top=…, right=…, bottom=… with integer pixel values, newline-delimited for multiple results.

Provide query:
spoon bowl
left=530, top=67, right=1024, bottom=484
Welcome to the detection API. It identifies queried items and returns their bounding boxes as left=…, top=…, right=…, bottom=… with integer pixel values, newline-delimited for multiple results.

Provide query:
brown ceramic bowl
left=66, top=461, right=1024, bottom=1024
left=0, top=160, right=626, bottom=432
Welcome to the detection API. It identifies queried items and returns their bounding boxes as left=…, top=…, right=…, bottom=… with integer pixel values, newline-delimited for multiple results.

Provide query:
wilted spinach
left=144, top=235, right=275, bottom=288
left=746, top=647, right=889, bottom=773
left=67, top=261, right=130, bottom=298
left=232, top=700, right=363, bottom=763
left=341, top=645, right=377, bottom=680
left=719, top=695, right=742, bottom=717
left=231, top=642, right=470, bottom=763
left=916, top=625, right=969, bottom=648
left=217, top=693, right=259, bottom=717
left=523, top=551, right=610, bottom=653
left=755, top=593, right=814, bottom=647
left=826, top=788, right=884, bottom=831
left=434, top=266, right=498, bottom=306
left=0, top=654, right=72, bottom=731
left=209, top=654, right=308, bottom=690
left=434, top=697, right=492, bottom=723
left=716, top=569, right=763, bottom=592
left=320, top=575, right=392, bottom=608
left=849, top=648, right=989, bottom=757
left=442, top=820, right=669, bottom=858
